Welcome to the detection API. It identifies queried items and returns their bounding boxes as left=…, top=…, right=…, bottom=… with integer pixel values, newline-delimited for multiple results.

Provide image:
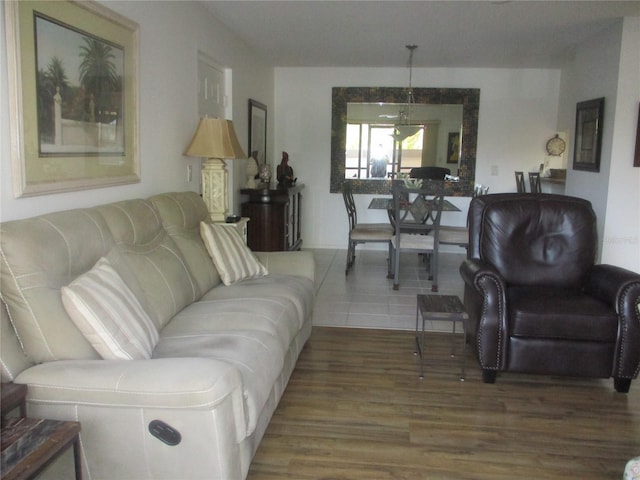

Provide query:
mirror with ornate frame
left=330, top=87, right=480, bottom=196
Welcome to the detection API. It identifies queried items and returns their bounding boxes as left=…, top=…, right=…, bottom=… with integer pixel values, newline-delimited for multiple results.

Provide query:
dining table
left=368, top=197, right=461, bottom=212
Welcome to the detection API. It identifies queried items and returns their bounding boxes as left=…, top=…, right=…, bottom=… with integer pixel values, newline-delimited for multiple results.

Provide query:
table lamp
left=184, top=117, right=247, bottom=222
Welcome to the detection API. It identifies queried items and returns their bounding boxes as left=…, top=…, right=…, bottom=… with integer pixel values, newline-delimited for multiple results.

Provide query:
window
left=345, top=123, right=424, bottom=179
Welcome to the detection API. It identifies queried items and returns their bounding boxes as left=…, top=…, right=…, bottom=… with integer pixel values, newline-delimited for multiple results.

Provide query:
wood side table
left=414, top=294, right=468, bottom=381
left=1, top=383, right=82, bottom=480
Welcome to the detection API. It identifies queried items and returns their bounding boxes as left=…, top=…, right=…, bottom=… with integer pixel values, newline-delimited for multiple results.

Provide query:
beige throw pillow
left=61, top=257, right=159, bottom=360
left=200, top=222, right=268, bottom=285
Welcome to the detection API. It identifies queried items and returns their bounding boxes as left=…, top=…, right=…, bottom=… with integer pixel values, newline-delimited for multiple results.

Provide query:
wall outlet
left=490, top=165, right=499, bottom=176
left=187, top=165, right=193, bottom=182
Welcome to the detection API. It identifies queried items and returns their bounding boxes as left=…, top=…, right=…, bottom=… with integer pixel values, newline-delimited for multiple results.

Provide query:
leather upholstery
left=409, top=166, right=451, bottom=180
left=460, top=193, right=640, bottom=391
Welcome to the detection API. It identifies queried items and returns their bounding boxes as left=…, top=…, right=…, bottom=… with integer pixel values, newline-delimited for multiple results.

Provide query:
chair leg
left=393, top=244, right=400, bottom=290
left=345, top=240, right=353, bottom=275
left=431, top=249, right=438, bottom=292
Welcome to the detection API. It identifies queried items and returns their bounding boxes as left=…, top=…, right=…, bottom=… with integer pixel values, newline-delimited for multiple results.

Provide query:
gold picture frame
left=4, top=0, right=139, bottom=197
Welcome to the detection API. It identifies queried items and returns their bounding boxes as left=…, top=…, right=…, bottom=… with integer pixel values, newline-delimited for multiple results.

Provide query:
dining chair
left=342, top=181, right=393, bottom=275
left=515, top=171, right=526, bottom=192
left=528, top=172, right=541, bottom=193
left=438, top=184, right=487, bottom=250
left=388, top=181, right=445, bottom=291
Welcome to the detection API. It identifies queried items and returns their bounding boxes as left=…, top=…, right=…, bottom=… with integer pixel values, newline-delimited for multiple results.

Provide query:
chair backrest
left=474, top=184, right=489, bottom=197
left=467, top=193, right=597, bottom=288
left=409, top=166, right=451, bottom=180
left=515, top=171, right=526, bottom=192
left=529, top=172, right=541, bottom=193
left=390, top=181, right=445, bottom=239
left=342, top=181, right=357, bottom=230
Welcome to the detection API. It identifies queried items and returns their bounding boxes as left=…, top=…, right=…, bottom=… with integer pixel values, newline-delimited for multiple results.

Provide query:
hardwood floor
left=248, top=327, right=640, bottom=479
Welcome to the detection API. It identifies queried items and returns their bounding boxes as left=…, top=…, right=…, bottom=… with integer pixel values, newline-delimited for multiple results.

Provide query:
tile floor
left=310, top=248, right=467, bottom=332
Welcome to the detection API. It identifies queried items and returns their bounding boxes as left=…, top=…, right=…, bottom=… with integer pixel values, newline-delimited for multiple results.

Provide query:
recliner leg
left=614, top=377, right=631, bottom=393
left=482, top=369, right=497, bottom=383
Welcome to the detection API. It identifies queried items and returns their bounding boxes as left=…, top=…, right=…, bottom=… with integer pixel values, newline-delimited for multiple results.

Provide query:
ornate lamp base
left=201, top=157, right=228, bottom=222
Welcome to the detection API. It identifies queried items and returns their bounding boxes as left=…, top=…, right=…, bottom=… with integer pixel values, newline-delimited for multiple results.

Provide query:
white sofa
left=0, top=191, right=315, bottom=479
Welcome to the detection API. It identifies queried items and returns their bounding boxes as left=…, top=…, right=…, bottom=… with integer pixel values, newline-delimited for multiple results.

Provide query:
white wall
left=0, top=1, right=273, bottom=222
left=274, top=67, right=562, bottom=249
left=602, top=18, right=640, bottom=270
left=557, top=18, right=640, bottom=271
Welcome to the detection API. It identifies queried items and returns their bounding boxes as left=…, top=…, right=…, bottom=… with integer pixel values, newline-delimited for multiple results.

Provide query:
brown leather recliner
left=460, top=193, right=640, bottom=392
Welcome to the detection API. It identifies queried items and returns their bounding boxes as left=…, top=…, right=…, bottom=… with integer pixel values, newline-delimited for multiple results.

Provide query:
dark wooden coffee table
left=415, top=294, right=468, bottom=381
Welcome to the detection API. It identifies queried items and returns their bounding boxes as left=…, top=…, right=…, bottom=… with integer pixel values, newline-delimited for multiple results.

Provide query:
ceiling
left=202, top=0, right=640, bottom=69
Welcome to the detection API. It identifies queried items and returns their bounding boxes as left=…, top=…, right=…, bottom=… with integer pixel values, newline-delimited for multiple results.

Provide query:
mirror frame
left=330, top=87, right=480, bottom=196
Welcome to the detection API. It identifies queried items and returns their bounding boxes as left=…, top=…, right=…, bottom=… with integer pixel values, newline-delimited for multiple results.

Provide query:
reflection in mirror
left=345, top=103, right=463, bottom=180
left=331, top=87, right=480, bottom=196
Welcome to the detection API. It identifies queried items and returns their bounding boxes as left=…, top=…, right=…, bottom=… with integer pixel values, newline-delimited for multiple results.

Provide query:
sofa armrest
left=460, top=259, right=509, bottom=371
left=15, top=357, right=246, bottom=439
left=255, top=250, right=315, bottom=283
left=585, top=264, right=640, bottom=379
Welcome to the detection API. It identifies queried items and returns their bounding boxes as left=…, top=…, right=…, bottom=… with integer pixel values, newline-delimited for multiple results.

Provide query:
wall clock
left=545, top=134, right=566, bottom=156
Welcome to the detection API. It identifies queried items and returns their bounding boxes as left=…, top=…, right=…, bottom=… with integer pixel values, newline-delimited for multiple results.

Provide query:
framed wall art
left=447, top=131, right=460, bottom=164
left=4, top=0, right=139, bottom=197
left=248, top=99, right=267, bottom=166
left=573, top=97, right=604, bottom=172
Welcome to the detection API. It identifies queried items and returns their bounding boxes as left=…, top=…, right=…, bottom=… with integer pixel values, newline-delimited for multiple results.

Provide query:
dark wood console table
left=240, top=184, right=304, bottom=251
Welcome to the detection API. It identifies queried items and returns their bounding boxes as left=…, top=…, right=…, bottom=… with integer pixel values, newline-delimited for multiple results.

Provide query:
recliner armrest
left=585, top=264, right=640, bottom=307
left=255, top=250, right=315, bottom=283
left=15, top=357, right=247, bottom=440
left=460, top=259, right=509, bottom=371
left=585, top=264, right=640, bottom=379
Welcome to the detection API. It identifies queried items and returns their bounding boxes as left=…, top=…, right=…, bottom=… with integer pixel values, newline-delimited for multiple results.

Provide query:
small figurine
left=276, top=151, right=295, bottom=187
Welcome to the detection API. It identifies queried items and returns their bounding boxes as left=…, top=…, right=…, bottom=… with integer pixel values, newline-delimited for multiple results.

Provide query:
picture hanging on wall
left=248, top=99, right=267, bottom=167
left=4, top=0, right=140, bottom=197
left=573, top=97, right=604, bottom=172
left=447, top=132, right=460, bottom=164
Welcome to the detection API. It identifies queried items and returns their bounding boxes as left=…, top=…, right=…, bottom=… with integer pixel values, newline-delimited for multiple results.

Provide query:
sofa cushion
left=162, top=295, right=302, bottom=357
left=154, top=327, right=284, bottom=437
left=200, top=222, right=268, bottom=285
left=62, top=257, right=159, bottom=360
left=96, top=200, right=199, bottom=329
left=149, top=192, right=221, bottom=296
left=201, top=274, right=315, bottom=329
left=0, top=209, right=113, bottom=363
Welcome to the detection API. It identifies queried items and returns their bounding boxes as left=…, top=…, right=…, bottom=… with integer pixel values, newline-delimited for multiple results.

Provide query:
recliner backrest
left=468, top=193, right=597, bottom=288
left=409, top=166, right=450, bottom=180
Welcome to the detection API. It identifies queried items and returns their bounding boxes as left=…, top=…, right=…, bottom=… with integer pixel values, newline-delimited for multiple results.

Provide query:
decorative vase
left=259, top=163, right=271, bottom=184
left=245, top=158, right=258, bottom=188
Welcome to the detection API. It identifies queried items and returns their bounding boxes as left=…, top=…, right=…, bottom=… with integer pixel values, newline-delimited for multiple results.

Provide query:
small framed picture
left=447, top=132, right=460, bottom=164
left=573, top=97, right=604, bottom=172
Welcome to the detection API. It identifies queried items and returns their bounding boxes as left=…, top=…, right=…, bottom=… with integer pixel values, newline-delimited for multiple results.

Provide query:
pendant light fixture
left=393, top=44, right=420, bottom=142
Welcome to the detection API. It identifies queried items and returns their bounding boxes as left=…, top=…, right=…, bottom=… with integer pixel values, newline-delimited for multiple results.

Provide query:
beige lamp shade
left=184, top=117, right=246, bottom=159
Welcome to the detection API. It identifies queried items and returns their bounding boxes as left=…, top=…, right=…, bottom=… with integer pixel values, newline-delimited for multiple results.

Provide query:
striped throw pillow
left=200, top=222, right=268, bottom=285
left=61, top=257, right=159, bottom=360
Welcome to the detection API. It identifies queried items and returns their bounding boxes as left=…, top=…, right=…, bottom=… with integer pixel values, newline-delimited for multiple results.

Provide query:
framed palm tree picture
left=4, top=0, right=139, bottom=197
